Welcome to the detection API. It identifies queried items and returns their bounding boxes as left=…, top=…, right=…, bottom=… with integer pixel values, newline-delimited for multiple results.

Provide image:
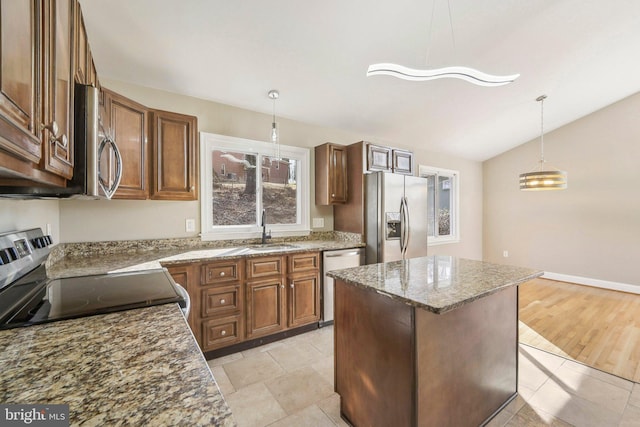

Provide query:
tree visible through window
left=200, top=133, right=310, bottom=241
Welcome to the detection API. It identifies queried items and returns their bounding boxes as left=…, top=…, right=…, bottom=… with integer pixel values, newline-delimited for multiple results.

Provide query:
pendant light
left=519, top=95, right=568, bottom=191
left=268, top=89, right=280, bottom=160
left=367, top=0, right=519, bottom=87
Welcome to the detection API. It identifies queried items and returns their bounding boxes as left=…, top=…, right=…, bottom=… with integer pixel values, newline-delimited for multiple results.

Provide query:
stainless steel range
left=0, top=228, right=187, bottom=330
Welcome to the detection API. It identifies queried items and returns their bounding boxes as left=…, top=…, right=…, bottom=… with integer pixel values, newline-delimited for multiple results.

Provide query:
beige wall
left=0, top=200, right=60, bottom=243
left=483, top=92, right=640, bottom=287
left=59, top=80, right=483, bottom=260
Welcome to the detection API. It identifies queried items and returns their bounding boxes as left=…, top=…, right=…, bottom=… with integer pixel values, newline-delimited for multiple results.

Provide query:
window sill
left=201, top=229, right=310, bottom=242
left=428, top=237, right=460, bottom=246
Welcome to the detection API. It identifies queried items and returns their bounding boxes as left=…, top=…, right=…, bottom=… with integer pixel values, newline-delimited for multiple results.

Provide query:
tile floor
left=207, top=326, right=640, bottom=427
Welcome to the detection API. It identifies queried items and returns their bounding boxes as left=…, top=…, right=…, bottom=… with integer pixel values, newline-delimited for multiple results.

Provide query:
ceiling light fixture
left=366, top=0, right=519, bottom=87
left=268, top=89, right=280, bottom=160
left=519, top=95, right=567, bottom=191
left=366, top=63, right=519, bottom=87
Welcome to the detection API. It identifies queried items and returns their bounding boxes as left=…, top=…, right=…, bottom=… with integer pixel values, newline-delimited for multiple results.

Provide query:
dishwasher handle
left=324, top=250, right=363, bottom=258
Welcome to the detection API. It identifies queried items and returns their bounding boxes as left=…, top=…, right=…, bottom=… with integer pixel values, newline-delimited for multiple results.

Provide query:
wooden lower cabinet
left=202, top=315, right=243, bottom=350
left=164, top=251, right=320, bottom=354
left=287, top=273, right=320, bottom=328
left=246, top=277, right=287, bottom=339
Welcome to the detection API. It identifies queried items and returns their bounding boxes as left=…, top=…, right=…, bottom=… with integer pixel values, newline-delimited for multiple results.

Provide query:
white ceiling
left=79, top=0, right=640, bottom=161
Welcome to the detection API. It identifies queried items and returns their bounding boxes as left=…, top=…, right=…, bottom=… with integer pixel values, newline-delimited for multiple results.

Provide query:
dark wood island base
left=334, top=276, right=521, bottom=426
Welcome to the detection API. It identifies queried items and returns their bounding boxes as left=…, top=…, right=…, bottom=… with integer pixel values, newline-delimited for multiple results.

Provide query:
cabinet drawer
left=202, top=315, right=243, bottom=351
left=201, top=260, right=242, bottom=284
left=288, top=252, right=319, bottom=273
left=246, top=256, right=284, bottom=279
left=201, top=284, right=242, bottom=317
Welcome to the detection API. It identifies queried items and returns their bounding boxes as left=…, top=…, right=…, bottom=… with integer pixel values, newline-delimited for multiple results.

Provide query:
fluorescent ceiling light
left=367, top=63, right=520, bottom=87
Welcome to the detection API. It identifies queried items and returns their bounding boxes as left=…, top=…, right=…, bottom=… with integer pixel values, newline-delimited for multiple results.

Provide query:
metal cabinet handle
left=42, top=121, right=68, bottom=149
left=290, top=282, right=295, bottom=288
left=219, top=271, right=225, bottom=277
left=220, top=299, right=226, bottom=304
left=280, top=285, right=284, bottom=289
left=221, top=330, right=226, bottom=336
left=331, top=193, right=335, bottom=197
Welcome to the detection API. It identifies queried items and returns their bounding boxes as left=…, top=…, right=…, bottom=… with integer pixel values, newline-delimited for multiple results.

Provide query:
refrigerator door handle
left=399, top=198, right=406, bottom=255
left=401, top=196, right=410, bottom=258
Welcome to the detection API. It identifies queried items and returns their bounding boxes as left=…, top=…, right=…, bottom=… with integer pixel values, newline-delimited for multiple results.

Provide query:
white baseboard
left=542, top=272, right=640, bottom=295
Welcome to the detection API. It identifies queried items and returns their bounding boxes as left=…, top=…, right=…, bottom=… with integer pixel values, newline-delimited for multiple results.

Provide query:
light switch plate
left=185, top=219, right=196, bottom=232
left=312, top=218, right=325, bottom=228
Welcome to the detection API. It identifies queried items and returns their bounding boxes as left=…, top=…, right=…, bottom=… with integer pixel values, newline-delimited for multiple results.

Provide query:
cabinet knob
left=221, top=330, right=226, bottom=336
left=290, top=282, right=295, bottom=288
left=331, top=193, right=335, bottom=197
left=280, top=285, right=284, bottom=289
left=220, top=299, right=226, bottom=304
left=219, top=271, right=225, bottom=277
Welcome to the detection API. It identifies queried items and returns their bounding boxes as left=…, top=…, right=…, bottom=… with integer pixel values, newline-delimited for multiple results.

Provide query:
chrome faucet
left=261, top=209, right=272, bottom=244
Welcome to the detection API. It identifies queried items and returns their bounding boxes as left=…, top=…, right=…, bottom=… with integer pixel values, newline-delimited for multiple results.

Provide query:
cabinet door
left=366, top=144, right=392, bottom=172
left=315, top=143, right=348, bottom=205
left=165, top=264, right=198, bottom=343
left=0, top=0, right=41, bottom=164
left=74, top=1, right=88, bottom=84
left=41, top=0, right=74, bottom=179
left=103, top=89, right=149, bottom=199
left=246, top=278, right=286, bottom=339
left=329, top=144, right=348, bottom=203
left=288, top=273, right=320, bottom=328
left=150, top=110, right=198, bottom=200
left=393, top=149, right=414, bottom=175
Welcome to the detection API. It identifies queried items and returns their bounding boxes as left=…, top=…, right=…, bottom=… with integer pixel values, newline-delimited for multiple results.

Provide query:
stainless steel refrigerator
left=364, top=171, right=429, bottom=263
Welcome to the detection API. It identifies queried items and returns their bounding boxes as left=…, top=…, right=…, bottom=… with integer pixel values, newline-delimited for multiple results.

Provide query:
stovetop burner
left=0, top=229, right=186, bottom=330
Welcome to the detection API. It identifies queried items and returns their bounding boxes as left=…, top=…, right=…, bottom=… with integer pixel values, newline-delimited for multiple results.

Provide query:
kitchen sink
left=219, top=244, right=299, bottom=256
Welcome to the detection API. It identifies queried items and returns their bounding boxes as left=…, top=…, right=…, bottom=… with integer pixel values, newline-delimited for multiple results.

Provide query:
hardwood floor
left=519, top=278, right=640, bottom=382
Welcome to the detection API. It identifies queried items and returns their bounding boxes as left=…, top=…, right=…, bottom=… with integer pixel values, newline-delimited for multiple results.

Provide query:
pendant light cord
left=537, top=94, right=547, bottom=168
left=425, top=0, right=457, bottom=66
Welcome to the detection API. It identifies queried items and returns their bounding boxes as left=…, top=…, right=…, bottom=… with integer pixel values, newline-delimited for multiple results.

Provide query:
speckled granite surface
left=327, top=256, right=542, bottom=314
left=0, top=304, right=235, bottom=426
left=47, top=240, right=364, bottom=279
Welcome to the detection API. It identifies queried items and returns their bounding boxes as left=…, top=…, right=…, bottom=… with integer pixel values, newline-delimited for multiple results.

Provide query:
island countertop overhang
left=327, top=256, right=543, bottom=314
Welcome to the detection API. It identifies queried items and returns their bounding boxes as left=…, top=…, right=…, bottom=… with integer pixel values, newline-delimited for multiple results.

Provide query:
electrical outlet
left=185, top=219, right=196, bottom=232
left=312, top=218, right=325, bottom=228
left=503, top=250, right=509, bottom=258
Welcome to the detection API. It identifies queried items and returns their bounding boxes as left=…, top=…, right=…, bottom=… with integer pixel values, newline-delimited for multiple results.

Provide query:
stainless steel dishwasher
left=321, top=248, right=364, bottom=326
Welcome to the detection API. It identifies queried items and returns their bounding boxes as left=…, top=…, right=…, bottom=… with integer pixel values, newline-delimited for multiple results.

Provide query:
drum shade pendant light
left=366, top=0, right=519, bottom=87
left=268, top=90, right=280, bottom=160
left=519, top=95, right=568, bottom=191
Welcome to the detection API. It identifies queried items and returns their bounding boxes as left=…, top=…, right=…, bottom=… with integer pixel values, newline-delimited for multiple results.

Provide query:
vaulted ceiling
left=79, top=0, right=640, bottom=161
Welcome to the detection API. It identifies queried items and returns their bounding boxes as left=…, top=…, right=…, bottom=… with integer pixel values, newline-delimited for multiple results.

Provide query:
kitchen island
left=327, top=256, right=542, bottom=427
left=0, top=304, right=235, bottom=426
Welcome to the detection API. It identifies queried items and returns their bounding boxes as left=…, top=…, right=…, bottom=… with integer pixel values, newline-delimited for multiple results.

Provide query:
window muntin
left=201, top=133, right=310, bottom=240
left=419, top=165, right=459, bottom=245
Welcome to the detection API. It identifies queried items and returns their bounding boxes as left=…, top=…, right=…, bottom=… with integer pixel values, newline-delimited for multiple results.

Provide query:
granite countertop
left=327, top=255, right=542, bottom=314
left=47, top=240, right=364, bottom=278
left=0, top=304, right=235, bottom=426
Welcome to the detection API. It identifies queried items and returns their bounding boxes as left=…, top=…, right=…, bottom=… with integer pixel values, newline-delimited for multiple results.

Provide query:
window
left=419, top=165, right=459, bottom=245
left=200, top=133, right=310, bottom=240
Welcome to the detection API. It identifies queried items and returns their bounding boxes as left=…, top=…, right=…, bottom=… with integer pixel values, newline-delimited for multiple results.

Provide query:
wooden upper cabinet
left=103, top=88, right=149, bottom=199
left=366, top=143, right=392, bottom=172
left=0, top=0, right=42, bottom=165
left=150, top=110, right=198, bottom=200
left=315, top=143, right=348, bottom=205
left=392, top=149, right=414, bottom=175
left=41, top=0, right=74, bottom=180
left=74, top=1, right=88, bottom=84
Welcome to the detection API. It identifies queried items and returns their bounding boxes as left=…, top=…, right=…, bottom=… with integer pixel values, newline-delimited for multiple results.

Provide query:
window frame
left=418, top=165, right=460, bottom=246
left=200, top=132, right=310, bottom=241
